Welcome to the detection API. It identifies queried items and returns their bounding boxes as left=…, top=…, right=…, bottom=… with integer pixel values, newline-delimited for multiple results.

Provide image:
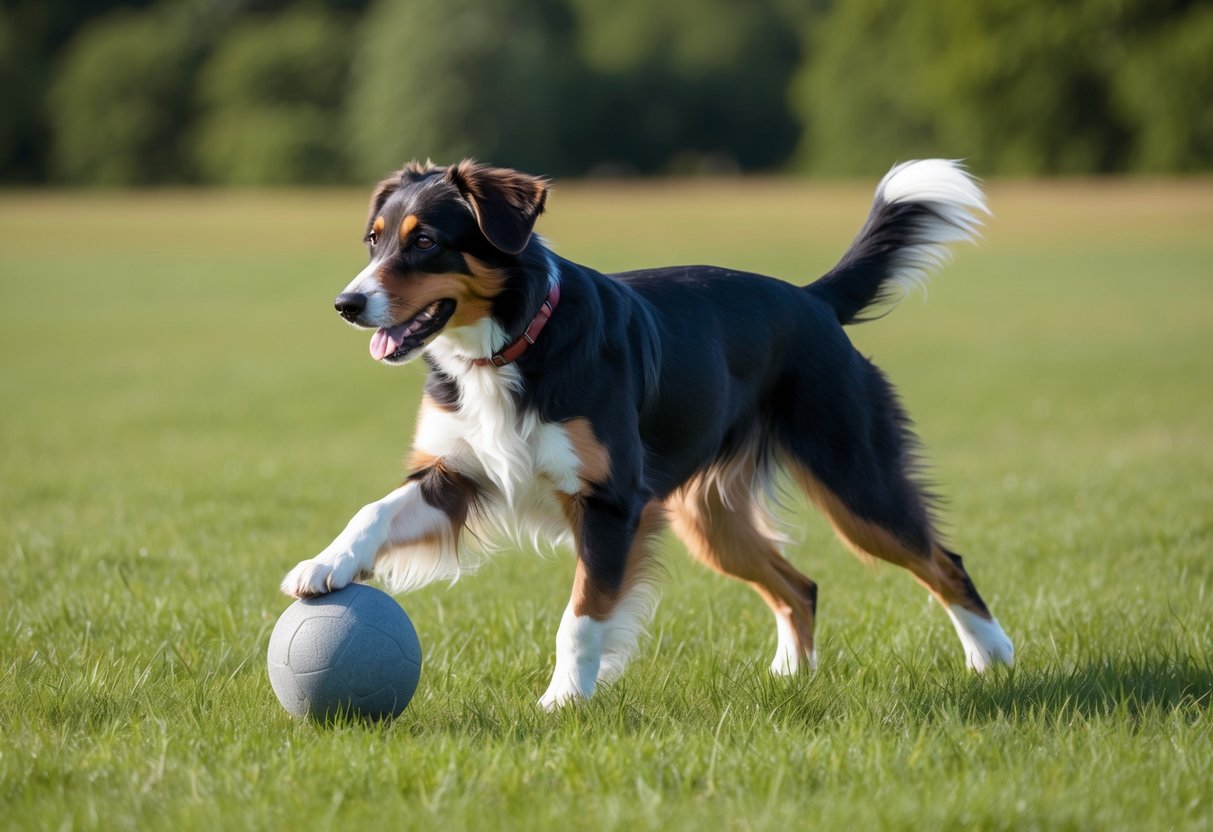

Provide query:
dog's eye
left=366, top=232, right=379, bottom=248
left=414, top=234, right=436, bottom=251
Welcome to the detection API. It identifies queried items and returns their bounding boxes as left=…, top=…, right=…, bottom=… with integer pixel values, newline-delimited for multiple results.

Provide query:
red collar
left=472, top=279, right=561, bottom=367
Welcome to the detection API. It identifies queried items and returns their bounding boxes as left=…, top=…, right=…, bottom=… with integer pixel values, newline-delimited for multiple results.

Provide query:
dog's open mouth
left=369, top=299, right=457, bottom=362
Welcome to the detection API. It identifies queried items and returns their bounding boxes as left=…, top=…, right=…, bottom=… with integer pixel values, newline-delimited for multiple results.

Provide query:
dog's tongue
left=369, top=324, right=407, bottom=361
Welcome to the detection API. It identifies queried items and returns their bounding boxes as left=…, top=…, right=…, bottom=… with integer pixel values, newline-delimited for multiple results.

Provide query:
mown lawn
left=1, top=177, right=1210, bottom=831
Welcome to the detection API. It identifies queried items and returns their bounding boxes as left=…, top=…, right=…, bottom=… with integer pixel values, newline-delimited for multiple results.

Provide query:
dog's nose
left=334, top=292, right=367, bottom=321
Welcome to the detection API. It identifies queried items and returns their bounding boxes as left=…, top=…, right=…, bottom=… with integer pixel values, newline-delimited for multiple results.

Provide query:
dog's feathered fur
left=281, top=159, right=1014, bottom=707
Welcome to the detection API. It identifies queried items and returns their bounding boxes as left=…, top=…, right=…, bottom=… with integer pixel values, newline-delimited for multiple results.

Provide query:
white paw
left=539, top=604, right=605, bottom=710
left=946, top=606, right=1014, bottom=671
left=279, top=552, right=361, bottom=598
left=770, top=614, right=816, bottom=675
left=770, top=649, right=817, bottom=676
left=538, top=675, right=593, bottom=711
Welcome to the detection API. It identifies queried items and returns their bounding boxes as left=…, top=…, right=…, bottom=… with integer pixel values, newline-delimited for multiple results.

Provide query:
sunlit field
left=1, top=177, right=1210, bottom=831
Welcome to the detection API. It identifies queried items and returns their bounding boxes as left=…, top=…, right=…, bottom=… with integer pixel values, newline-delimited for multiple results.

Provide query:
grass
left=1, top=177, right=1211, bottom=831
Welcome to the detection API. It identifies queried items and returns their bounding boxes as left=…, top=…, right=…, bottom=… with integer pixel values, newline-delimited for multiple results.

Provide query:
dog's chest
left=413, top=367, right=582, bottom=506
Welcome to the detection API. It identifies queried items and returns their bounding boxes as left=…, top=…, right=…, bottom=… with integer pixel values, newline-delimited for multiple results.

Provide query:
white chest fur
left=418, top=328, right=582, bottom=548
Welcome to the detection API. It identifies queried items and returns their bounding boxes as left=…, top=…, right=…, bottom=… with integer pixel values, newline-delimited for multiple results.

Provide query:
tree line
left=2, top=0, right=1209, bottom=185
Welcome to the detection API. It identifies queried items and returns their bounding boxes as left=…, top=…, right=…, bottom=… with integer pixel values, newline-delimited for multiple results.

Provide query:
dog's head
left=335, top=160, right=548, bottom=364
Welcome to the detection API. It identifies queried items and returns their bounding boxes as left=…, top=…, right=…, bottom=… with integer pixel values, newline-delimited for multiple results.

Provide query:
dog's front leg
left=280, top=472, right=460, bottom=598
left=540, top=496, right=660, bottom=709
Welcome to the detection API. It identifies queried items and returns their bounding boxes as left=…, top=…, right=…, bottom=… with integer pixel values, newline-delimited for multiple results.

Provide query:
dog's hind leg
left=539, top=499, right=664, bottom=710
left=666, top=465, right=819, bottom=675
left=778, top=360, right=1013, bottom=670
left=794, top=464, right=1013, bottom=670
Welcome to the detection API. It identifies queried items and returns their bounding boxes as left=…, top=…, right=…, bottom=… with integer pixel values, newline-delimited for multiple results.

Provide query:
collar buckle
left=472, top=278, right=561, bottom=368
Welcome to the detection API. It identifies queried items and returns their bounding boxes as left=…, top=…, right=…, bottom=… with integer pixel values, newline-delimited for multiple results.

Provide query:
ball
left=267, top=583, right=422, bottom=722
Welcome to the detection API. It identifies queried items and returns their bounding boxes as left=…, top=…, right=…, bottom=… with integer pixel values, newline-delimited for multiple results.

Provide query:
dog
left=280, top=158, right=1014, bottom=708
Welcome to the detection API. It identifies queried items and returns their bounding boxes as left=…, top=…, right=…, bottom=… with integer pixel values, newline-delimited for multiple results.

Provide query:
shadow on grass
left=335, top=652, right=1213, bottom=739
left=949, top=652, right=1213, bottom=723
left=746, top=650, right=1213, bottom=730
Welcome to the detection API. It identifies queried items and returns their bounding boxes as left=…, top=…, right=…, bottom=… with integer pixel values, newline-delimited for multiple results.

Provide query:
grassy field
left=1, top=177, right=1211, bottom=831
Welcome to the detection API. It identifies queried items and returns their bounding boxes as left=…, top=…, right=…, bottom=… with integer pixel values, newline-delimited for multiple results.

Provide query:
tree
left=345, top=0, right=578, bottom=179
left=791, top=0, right=1211, bottom=176
left=564, top=0, right=808, bottom=173
left=192, top=9, right=353, bottom=184
left=48, top=5, right=214, bottom=184
left=0, top=9, right=29, bottom=177
left=1110, top=3, right=1213, bottom=171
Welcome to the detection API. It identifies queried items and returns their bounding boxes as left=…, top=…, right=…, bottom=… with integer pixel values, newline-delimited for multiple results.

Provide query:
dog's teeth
left=400, top=302, right=442, bottom=336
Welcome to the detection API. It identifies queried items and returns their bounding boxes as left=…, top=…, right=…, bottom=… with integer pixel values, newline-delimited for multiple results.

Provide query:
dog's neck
left=471, top=277, right=560, bottom=368
left=427, top=250, right=560, bottom=371
left=428, top=317, right=509, bottom=371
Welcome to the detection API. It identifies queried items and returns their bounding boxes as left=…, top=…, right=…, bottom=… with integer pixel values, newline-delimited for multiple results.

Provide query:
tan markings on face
left=462, top=254, right=505, bottom=281
left=374, top=257, right=507, bottom=330
left=562, top=418, right=611, bottom=490
left=372, top=216, right=385, bottom=237
left=399, top=214, right=419, bottom=243
left=570, top=502, right=666, bottom=620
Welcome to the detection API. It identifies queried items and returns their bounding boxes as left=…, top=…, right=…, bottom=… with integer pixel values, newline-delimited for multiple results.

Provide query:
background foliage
left=3, top=0, right=1212, bottom=183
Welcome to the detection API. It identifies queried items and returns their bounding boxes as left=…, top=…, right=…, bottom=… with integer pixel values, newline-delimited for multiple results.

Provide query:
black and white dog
left=281, top=159, right=1014, bottom=708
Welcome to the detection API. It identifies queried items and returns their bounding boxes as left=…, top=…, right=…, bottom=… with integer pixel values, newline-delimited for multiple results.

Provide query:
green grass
left=1, top=178, right=1211, bottom=831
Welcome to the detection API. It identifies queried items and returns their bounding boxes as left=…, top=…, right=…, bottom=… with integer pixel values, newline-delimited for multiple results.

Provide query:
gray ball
left=267, top=583, right=422, bottom=722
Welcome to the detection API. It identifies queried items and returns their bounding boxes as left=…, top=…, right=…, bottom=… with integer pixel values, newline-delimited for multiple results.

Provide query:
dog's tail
left=807, top=159, right=988, bottom=325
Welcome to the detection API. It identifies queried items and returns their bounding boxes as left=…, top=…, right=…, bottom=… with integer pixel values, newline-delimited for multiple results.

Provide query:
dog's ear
left=445, top=160, right=548, bottom=255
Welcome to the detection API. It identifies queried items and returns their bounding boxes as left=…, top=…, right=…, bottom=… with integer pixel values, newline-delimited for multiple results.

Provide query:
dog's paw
left=770, top=648, right=817, bottom=677
left=539, top=663, right=600, bottom=710
left=279, top=554, right=360, bottom=598
left=946, top=606, right=1014, bottom=671
left=967, top=623, right=1015, bottom=672
left=538, top=680, right=587, bottom=711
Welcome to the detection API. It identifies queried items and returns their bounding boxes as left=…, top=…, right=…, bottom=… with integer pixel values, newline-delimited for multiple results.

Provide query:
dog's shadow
left=393, top=652, right=1212, bottom=738
left=947, top=653, right=1213, bottom=723
left=750, top=651, right=1213, bottom=728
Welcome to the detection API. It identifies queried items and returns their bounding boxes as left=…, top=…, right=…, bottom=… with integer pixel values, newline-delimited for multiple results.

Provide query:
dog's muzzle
left=335, top=292, right=367, bottom=323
